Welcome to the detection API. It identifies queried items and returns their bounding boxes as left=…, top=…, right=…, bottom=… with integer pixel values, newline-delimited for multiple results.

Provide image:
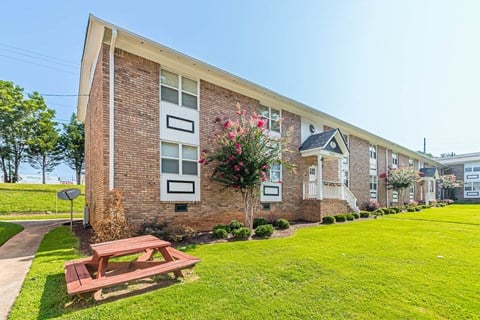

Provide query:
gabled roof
left=420, top=167, right=439, bottom=178
left=299, top=128, right=348, bottom=157
left=300, top=129, right=337, bottom=151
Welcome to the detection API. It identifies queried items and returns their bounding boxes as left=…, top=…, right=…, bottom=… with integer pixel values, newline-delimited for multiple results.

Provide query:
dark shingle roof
left=420, top=167, right=438, bottom=177
left=299, top=129, right=337, bottom=152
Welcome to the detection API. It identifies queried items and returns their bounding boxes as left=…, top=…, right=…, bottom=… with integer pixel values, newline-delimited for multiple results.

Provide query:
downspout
left=385, top=148, right=389, bottom=207
left=109, top=28, right=117, bottom=191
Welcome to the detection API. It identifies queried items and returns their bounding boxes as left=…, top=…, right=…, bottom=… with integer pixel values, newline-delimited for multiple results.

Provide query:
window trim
left=370, top=175, right=378, bottom=199
left=160, top=68, right=199, bottom=110
left=259, top=105, right=281, bottom=134
left=160, top=141, right=199, bottom=176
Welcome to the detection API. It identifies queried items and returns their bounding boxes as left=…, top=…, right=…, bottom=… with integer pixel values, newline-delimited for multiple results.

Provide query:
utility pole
left=423, top=138, right=426, bottom=154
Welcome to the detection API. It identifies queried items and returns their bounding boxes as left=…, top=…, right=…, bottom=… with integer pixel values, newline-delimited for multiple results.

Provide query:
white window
left=369, top=145, right=377, bottom=174
left=464, top=182, right=480, bottom=198
left=409, top=159, right=413, bottom=167
left=259, top=105, right=281, bottom=133
left=370, top=175, right=377, bottom=199
left=429, top=180, right=434, bottom=193
left=409, top=186, right=414, bottom=200
left=161, top=69, right=198, bottom=110
left=392, top=190, right=398, bottom=203
left=342, top=156, right=349, bottom=187
left=369, top=145, right=377, bottom=160
left=268, top=162, right=282, bottom=182
left=161, top=142, right=198, bottom=176
left=392, top=153, right=398, bottom=168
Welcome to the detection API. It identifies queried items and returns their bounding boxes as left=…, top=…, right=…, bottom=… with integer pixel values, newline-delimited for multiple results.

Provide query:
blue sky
left=1, top=1, right=479, bottom=179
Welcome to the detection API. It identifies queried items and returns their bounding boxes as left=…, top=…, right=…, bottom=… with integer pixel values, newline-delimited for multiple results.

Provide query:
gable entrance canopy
left=300, top=128, right=349, bottom=159
left=299, top=128, right=351, bottom=202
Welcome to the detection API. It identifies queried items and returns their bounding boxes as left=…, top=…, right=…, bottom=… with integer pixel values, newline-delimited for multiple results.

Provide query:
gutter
left=109, top=28, right=117, bottom=190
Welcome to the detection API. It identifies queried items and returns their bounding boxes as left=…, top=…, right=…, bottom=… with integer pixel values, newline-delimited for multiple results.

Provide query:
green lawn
left=0, top=221, right=24, bottom=246
left=0, top=183, right=85, bottom=214
left=10, top=205, right=480, bottom=319
left=0, top=213, right=83, bottom=221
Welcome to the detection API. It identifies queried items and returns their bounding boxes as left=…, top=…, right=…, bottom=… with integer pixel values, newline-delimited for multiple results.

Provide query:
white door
left=308, top=165, right=317, bottom=197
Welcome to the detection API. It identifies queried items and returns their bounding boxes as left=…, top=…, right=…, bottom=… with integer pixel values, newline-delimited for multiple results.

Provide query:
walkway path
left=0, top=219, right=73, bottom=320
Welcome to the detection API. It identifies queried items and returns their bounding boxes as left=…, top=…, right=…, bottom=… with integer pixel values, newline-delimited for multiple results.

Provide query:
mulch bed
left=71, top=220, right=331, bottom=255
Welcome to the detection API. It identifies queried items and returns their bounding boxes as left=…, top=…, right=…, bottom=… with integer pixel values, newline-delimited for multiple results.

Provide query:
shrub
left=94, top=189, right=134, bottom=243
left=276, top=218, right=290, bottom=230
left=407, top=207, right=416, bottom=212
left=391, top=207, right=401, bottom=213
left=253, top=218, right=269, bottom=229
left=255, top=224, right=274, bottom=237
left=365, top=199, right=380, bottom=212
left=415, top=207, right=422, bottom=211
left=212, top=228, right=228, bottom=239
left=345, top=213, right=354, bottom=221
left=374, top=209, right=384, bottom=216
left=445, top=199, right=454, bottom=205
left=232, top=227, right=251, bottom=239
left=430, top=200, right=437, bottom=207
left=213, top=224, right=230, bottom=232
left=229, top=220, right=244, bottom=231
left=322, top=216, right=335, bottom=224
left=408, top=200, right=418, bottom=207
left=359, top=211, right=370, bottom=218
left=352, top=212, right=360, bottom=219
left=334, top=214, right=346, bottom=222
left=140, top=220, right=196, bottom=242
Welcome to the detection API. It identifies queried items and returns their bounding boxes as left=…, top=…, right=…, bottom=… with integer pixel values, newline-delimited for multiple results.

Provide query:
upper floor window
left=369, top=145, right=377, bottom=160
left=161, top=69, right=198, bottom=110
left=409, top=159, right=414, bottom=167
left=259, top=105, right=281, bottom=133
left=161, top=142, right=198, bottom=176
left=465, top=164, right=480, bottom=172
left=392, top=153, right=398, bottom=167
left=268, top=162, right=282, bottom=182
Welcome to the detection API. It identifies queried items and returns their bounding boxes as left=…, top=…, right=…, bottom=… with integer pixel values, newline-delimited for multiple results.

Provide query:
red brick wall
left=113, top=48, right=161, bottom=220
left=348, top=135, right=370, bottom=209
left=85, top=43, right=110, bottom=226
left=377, top=146, right=387, bottom=207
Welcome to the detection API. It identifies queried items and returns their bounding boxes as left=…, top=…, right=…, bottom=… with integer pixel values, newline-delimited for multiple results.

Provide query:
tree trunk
left=13, top=158, right=20, bottom=183
left=76, top=168, right=81, bottom=185
left=42, top=154, right=46, bottom=184
left=242, top=188, right=258, bottom=231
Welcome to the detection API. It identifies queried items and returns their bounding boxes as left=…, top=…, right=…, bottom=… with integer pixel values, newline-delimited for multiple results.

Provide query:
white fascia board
left=77, top=16, right=106, bottom=122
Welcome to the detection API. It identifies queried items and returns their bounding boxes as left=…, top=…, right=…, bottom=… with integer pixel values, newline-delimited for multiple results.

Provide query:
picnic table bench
left=64, top=235, right=200, bottom=298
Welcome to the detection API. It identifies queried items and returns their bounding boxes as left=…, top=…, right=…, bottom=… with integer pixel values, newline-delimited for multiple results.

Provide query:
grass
left=10, top=205, right=480, bottom=319
left=0, top=221, right=24, bottom=246
left=0, top=183, right=85, bottom=214
left=0, top=213, right=83, bottom=221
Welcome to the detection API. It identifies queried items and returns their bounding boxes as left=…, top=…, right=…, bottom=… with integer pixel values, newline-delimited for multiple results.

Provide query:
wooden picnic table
left=64, top=235, right=200, bottom=298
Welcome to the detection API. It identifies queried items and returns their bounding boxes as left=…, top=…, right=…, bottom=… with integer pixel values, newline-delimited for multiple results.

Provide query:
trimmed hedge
left=352, top=212, right=360, bottom=219
left=334, top=214, right=347, bottom=222
left=276, top=219, right=290, bottom=230
left=229, top=220, right=244, bottom=231
left=359, top=211, right=370, bottom=218
left=212, top=228, right=228, bottom=239
left=253, top=218, right=269, bottom=229
left=322, top=216, right=335, bottom=224
left=345, top=213, right=354, bottom=221
left=232, top=227, right=251, bottom=239
left=255, top=224, right=274, bottom=237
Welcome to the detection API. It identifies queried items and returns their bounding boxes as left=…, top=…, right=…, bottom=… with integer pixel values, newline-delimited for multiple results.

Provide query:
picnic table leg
left=93, top=257, right=108, bottom=300
left=159, top=247, right=184, bottom=278
left=136, top=249, right=155, bottom=262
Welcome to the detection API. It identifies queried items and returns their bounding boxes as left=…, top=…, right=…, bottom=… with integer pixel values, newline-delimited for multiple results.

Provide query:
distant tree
left=439, top=174, right=463, bottom=200
left=0, top=81, right=49, bottom=183
left=26, top=108, right=62, bottom=184
left=439, top=152, right=456, bottom=158
left=416, top=150, right=435, bottom=158
left=60, top=113, right=84, bottom=184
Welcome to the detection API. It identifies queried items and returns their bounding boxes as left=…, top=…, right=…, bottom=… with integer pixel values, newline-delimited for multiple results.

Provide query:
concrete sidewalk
left=0, top=219, right=71, bottom=320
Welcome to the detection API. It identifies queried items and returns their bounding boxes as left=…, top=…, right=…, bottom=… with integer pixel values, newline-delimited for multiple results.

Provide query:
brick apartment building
left=78, top=16, right=444, bottom=231
left=438, top=152, right=480, bottom=203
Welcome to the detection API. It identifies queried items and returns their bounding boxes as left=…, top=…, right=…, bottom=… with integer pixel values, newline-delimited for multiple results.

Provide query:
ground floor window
left=464, top=182, right=480, bottom=198
left=392, top=190, right=398, bottom=203
left=370, top=175, right=377, bottom=199
left=409, top=186, right=414, bottom=200
left=161, top=142, right=198, bottom=176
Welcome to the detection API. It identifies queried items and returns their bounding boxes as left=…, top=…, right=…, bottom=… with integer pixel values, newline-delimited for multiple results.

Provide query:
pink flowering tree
left=439, top=174, right=463, bottom=200
left=200, top=105, right=292, bottom=230
left=379, top=166, right=423, bottom=206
